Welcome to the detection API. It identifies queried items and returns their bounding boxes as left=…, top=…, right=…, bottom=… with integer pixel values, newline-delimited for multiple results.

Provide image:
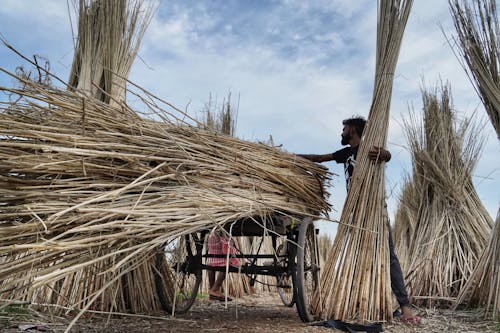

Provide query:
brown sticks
left=312, top=0, right=413, bottom=323
left=395, top=84, right=493, bottom=308
left=447, top=0, right=499, bottom=318
left=0, top=69, right=331, bottom=314
left=449, top=0, right=500, bottom=139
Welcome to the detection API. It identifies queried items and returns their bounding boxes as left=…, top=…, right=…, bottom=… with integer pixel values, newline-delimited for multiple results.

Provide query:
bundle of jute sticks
left=454, top=211, right=499, bottom=318
left=449, top=0, right=500, bottom=139
left=449, top=0, right=499, bottom=317
left=0, top=68, right=331, bottom=314
left=312, top=0, right=413, bottom=323
left=395, top=84, right=492, bottom=307
left=67, top=0, right=155, bottom=107
left=392, top=177, right=416, bottom=280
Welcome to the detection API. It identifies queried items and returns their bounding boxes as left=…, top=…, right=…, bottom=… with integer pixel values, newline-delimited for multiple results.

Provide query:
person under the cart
left=297, top=116, right=422, bottom=325
left=207, top=230, right=240, bottom=301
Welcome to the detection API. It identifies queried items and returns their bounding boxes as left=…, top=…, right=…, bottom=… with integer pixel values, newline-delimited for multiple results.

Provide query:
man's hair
left=343, top=116, right=366, bottom=137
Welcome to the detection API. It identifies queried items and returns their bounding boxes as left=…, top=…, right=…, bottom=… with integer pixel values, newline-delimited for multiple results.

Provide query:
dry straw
left=395, top=84, right=493, bottom=307
left=68, top=0, right=155, bottom=107
left=449, top=0, right=500, bottom=139
left=449, top=0, right=500, bottom=318
left=454, top=211, right=499, bottom=318
left=312, top=0, right=413, bottom=323
left=0, top=66, right=331, bottom=317
left=3, top=0, right=159, bottom=320
left=0, top=2, right=331, bottom=331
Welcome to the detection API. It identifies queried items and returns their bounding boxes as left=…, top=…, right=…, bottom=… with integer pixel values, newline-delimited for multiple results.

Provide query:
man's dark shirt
left=331, top=145, right=358, bottom=190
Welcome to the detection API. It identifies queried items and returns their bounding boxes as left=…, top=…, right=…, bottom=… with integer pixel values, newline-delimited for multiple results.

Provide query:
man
left=298, top=116, right=421, bottom=324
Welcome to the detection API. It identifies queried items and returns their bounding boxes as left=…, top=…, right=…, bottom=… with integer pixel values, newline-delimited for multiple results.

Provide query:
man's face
left=341, top=125, right=351, bottom=145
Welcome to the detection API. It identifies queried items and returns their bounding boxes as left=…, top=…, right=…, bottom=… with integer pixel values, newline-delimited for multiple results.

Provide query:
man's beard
left=341, top=133, right=350, bottom=145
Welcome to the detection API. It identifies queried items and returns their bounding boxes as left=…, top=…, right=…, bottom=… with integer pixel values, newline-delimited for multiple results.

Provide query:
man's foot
left=400, top=305, right=422, bottom=324
left=208, top=290, right=232, bottom=302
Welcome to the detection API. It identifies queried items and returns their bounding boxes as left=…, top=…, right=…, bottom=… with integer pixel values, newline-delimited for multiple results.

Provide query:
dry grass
left=312, top=0, right=413, bottom=323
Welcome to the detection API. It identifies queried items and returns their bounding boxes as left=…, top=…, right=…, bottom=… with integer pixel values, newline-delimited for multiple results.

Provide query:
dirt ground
left=1, top=293, right=498, bottom=333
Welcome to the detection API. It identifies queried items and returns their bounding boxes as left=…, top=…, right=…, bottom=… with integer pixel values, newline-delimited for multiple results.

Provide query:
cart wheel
left=276, top=243, right=295, bottom=307
left=155, top=233, right=202, bottom=314
left=294, top=219, right=320, bottom=322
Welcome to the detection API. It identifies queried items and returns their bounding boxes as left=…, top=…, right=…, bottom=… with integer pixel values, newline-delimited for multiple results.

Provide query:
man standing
left=298, top=116, right=421, bottom=324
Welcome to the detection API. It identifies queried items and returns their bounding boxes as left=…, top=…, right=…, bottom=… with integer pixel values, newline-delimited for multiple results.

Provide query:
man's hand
left=368, top=146, right=391, bottom=163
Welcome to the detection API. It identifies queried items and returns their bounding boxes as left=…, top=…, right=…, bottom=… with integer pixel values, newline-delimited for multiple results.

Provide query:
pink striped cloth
left=207, top=233, right=240, bottom=267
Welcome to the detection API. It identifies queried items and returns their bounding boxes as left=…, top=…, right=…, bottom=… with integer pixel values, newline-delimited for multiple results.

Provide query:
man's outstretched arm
left=296, top=153, right=335, bottom=163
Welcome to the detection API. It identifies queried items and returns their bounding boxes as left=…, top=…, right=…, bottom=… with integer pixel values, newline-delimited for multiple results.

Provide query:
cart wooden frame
left=154, top=216, right=320, bottom=322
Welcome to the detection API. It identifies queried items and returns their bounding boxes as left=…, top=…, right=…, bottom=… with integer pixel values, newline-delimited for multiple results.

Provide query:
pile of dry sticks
left=395, top=84, right=492, bottom=307
left=448, top=0, right=500, bottom=317
left=0, top=67, right=331, bottom=316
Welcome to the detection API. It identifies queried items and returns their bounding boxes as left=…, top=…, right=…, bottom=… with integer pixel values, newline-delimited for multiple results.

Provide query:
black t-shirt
left=331, top=145, right=358, bottom=190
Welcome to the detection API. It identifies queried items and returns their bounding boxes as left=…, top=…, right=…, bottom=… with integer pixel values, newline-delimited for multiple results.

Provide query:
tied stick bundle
left=312, top=0, right=413, bottom=323
left=449, top=0, right=500, bottom=317
left=454, top=211, right=500, bottom=318
left=0, top=69, right=331, bottom=314
left=68, top=0, right=155, bottom=108
left=395, top=85, right=492, bottom=307
left=392, top=178, right=417, bottom=276
left=449, top=0, right=500, bottom=139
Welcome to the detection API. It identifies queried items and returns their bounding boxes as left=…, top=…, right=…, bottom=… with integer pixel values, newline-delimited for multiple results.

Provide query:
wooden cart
left=154, top=216, right=320, bottom=322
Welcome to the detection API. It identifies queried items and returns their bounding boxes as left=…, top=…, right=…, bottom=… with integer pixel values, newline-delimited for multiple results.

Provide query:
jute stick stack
left=449, top=0, right=500, bottom=318
left=2, top=0, right=159, bottom=316
left=392, top=177, right=416, bottom=275
left=68, top=0, right=155, bottom=107
left=395, top=85, right=492, bottom=307
left=0, top=67, right=331, bottom=314
left=312, top=0, right=413, bottom=323
left=454, top=211, right=499, bottom=318
left=449, top=0, right=500, bottom=139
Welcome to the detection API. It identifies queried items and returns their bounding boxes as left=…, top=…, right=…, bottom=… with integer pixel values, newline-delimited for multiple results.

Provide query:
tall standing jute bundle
left=312, top=0, right=413, bottom=323
left=449, top=0, right=500, bottom=318
left=395, top=85, right=492, bottom=307
left=454, top=211, right=500, bottom=318
left=392, top=177, right=417, bottom=275
left=449, top=0, right=500, bottom=139
left=68, top=0, right=154, bottom=107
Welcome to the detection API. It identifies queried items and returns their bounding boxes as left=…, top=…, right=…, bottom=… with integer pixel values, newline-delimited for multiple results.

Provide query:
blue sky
left=1, top=0, right=498, bottom=236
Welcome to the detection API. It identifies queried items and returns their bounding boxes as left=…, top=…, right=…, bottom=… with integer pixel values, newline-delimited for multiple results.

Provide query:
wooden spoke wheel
left=293, top=219, right=320, bottom=322
left=154, top=233, right=203, bottom=314
left=276, top=242, right=296, bottom=307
